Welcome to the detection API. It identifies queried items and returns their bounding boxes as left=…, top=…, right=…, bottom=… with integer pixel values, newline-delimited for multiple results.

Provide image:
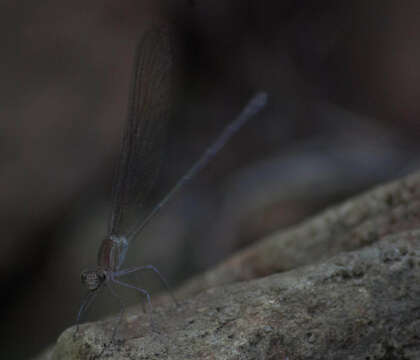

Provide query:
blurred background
left=2, top=0, right=420, bottom=358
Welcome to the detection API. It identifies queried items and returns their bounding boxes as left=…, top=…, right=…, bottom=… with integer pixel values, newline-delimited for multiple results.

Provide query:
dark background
left=2, top=1, right=420, bottom=358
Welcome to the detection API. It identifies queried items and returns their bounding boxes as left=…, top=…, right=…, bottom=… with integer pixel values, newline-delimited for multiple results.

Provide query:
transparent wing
left=108, top=26, right=174, bottom=236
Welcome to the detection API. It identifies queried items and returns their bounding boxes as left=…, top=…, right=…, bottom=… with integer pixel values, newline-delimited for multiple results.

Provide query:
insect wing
left=108, top=26, right=174, bottom=237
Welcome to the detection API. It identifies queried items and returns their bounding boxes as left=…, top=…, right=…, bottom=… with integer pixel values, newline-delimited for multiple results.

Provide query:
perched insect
left=75, top=25, right=267, bottom=339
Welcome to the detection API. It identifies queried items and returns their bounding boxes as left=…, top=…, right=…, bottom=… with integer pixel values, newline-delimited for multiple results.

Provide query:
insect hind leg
left=115, top=264, right=178, bottom=306
left=111, top=277, right=157, bottom=332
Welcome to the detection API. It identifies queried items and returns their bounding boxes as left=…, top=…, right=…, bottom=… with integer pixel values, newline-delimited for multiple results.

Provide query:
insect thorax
left=97, top=235, right=128, bottom=272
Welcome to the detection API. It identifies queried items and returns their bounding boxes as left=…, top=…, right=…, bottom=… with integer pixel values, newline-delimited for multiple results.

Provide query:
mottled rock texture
left=40, top=172, right=420, bottom=359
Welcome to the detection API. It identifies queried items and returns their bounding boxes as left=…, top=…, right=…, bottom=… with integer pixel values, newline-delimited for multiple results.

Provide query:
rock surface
left=177, top=171, right=420, bottom=298
left=37, top=172, right=420, bottom=359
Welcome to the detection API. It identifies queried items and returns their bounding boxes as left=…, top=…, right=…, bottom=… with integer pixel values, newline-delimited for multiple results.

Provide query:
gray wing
left=108, top=26, right=174, bottom=236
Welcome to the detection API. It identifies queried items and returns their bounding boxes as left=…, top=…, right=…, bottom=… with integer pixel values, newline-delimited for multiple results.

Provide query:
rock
left=38, top=171, right=420, bottom=359
left=177, top=171, right=420, bottom=298
left=52, top=231, right=420, bottom=359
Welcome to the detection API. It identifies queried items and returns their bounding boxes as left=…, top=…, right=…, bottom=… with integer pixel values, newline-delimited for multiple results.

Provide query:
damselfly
left=76, top=25, right=267, bottom=339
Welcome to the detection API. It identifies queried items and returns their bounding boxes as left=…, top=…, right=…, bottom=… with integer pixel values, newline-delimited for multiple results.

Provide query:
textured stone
left=36, top=171, right=420, bottom=359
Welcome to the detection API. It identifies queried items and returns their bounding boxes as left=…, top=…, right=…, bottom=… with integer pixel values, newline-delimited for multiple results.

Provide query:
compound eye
left=80, top=269, right=104, bottom=291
